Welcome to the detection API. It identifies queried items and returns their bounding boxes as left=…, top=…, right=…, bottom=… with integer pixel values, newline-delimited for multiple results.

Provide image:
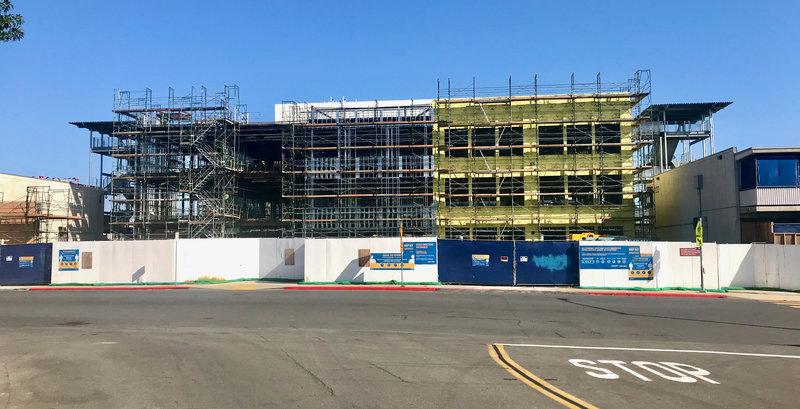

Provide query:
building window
left=498, top=126, right=523, bottom=156
left=445, top=177, right=470, bottom=206
left=756, top=157, right=799, bottom=187
left=445, top=129, right=468, bottom=157
left=538, top=126, right=563, bottom=155
left=597, top=174, right=623, bottom=205
left=445, top=228, right=470, bottom=240
left=539, top=176, right=565, bottom=205
left=472, top=177, right=497, bottom=207
left=595, top=124, right=621, bottom=154
left=541, top=227, right=567, bottom=241
left=472, top=127, right=496, bottom=158
left=499, top=177, right=524, bottom=206
left=568, top=175, right=593, bottom=205
left=473, top=227, right=497, bottom=240
left=598, top=226, right=624, bottom=236
left=499, top=227, right=526, bottom=241
left=566, top=125, right=592, bottom=154
left=739, top=157, right=756, bottom=190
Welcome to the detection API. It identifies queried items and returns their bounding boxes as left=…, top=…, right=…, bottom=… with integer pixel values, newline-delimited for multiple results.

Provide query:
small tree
left=0, top=0, right=23, bottom=42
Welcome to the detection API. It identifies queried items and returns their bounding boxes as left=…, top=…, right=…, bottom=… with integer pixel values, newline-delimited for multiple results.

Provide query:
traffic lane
left=495, top=342, right=800, bottom=409
left=0, top=290, right=796, bottom=338
left=0, top=326, right=555, bottom=409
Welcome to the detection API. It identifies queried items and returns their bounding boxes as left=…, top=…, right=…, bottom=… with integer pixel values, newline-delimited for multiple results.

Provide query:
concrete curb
left=581, top=290, right=726, bottom=298
left=29, top=286, right=190, bottom=291
left=435, top=286, right=727, bottom=298
left=284, top=285, right=436, bottom=292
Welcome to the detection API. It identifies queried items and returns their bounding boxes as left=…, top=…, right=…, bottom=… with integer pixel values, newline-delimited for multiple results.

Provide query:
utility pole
left=399, top=220, right=404, bottom=287
left=696, top=175, right=705, bottom=293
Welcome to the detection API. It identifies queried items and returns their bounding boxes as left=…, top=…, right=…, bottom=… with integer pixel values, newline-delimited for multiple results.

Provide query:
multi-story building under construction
left=433, top=72, right=652, bottom=241
left=72, top=70, right=729, bottom=241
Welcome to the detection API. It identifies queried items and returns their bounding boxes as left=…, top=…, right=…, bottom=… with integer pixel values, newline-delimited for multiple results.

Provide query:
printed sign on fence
left=628, top=256, right=654, bottom=280
left=579, top=246, right=640, bottom=269
left=471, top=254, right=490, bottom=267
left=18, top=256, right=34, bottom=268
left=680, top=247, right=701, bottom=257
left=412, top=242, right=437, bottom=265
left=58, top=249, right=79, bottom=271
left=370, top=252, right=414, bottom=270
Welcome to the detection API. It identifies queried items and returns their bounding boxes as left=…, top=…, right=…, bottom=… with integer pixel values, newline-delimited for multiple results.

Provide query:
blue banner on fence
left=0, top=243, right=52, bottom=285
left=370, top=252, right=414, bottom=270
left=579, top=245, right=640, bottom=269
left=411, top=242, right=437, bottom=265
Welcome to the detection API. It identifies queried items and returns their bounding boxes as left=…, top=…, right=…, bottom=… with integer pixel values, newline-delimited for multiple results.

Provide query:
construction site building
left=70, top=70, right=733, bottom=241
left=278, top=99, right=435, bottom=238
left=0, top=173, right=103, bottom=244
left=73, top=86, right=286, bottom=240
left=433, top=71, right=653, bottom=241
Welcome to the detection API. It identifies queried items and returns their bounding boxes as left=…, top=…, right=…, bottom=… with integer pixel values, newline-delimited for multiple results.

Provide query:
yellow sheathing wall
left=434, top=94, right=640, bottom=241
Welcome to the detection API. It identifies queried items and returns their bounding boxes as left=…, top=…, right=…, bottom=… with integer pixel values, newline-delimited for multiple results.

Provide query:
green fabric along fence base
left=49, top=277, right=301, bottom=286
left=298, top=281, right=442, bottom=286
left=577, top=286, right=728, bottom=293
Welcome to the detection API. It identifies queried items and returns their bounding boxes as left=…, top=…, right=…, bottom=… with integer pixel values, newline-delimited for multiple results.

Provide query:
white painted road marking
left=498, top=343, right=800, bottom=359
left=568, top=359, right=719, bottom=384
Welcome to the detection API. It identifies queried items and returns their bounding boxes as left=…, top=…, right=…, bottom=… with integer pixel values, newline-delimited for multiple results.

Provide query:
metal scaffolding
left=281, top=101, right=436, bottom=237
left=101, top=86, right=245, bottom=240
left=435, top=70, right=653, bottom=241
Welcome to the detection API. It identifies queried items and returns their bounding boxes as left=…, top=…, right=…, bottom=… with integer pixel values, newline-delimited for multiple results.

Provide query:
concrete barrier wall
left=580, top=241, right=800, bottom=291
left=304, top=237, right=438, bottom=283
left=51, top=240, right=176, bottom=284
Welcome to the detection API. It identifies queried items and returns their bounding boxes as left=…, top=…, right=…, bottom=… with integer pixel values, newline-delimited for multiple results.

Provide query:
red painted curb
left=284, top=286, right=436, bottom=292
left=583, top=291, right=726, bottom=298
left=30, top=286, right=190, bottom=291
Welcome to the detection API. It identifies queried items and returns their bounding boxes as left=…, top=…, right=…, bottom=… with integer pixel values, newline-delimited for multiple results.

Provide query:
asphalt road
left=0, top=288, right=797, bottom=408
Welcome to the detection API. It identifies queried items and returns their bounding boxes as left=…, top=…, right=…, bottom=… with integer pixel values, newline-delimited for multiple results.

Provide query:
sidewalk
left=724, top=289, right=800, bottom=302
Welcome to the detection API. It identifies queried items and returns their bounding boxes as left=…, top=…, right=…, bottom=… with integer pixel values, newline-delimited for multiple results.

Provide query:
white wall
left=53, top=238, right=306, bottom=284
left=176, top=238, right=261, bottom=282
left=718, top=244, right=755, bottom=288
left=259, top=238, right=305, bottom=280
left=51, top=240, right=176, bottom=284
left=304, top=237, right=438, bottom=283
left=580, top=241, right=800, bottom=291
left=168, top=238, right=306, bottom=282
left=578, top=241, right=657, bottom=288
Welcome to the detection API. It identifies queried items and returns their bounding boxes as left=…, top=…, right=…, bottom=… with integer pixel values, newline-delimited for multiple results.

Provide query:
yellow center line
left=230, top=286, right=258, bottom=290
left=488, top=344, right=600, bottom=409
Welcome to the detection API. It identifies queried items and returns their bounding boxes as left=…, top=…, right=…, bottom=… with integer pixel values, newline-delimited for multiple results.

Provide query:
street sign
left=680, top=248, right=701, bottom=257
left=695, top=219, right=703, bottom=246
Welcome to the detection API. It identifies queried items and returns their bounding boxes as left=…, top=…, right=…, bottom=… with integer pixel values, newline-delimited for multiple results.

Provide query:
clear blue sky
left=1, top=0, right=798, bottom=182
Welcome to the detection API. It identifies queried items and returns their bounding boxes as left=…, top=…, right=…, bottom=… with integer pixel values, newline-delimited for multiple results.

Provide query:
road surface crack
left=1, top=362, right=10, bottom=409
left=282, top=349, right=335, bottom=396
left=369, top=363, right=409, bottom=383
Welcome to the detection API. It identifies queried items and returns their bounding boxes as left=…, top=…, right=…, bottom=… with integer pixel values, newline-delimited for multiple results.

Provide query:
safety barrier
left=0, top=243, right=52, bottom=285
left=438, top=240, right=579, bottom=285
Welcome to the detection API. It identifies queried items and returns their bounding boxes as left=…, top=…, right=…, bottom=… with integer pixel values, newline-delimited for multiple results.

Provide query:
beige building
left=0, top=173, right=104, bottom=244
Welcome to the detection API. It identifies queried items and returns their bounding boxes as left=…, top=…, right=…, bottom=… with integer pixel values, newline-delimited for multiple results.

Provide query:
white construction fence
left=578, top=241, right=800, bottom=291
left=49, top=237, right=440, bottom=285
